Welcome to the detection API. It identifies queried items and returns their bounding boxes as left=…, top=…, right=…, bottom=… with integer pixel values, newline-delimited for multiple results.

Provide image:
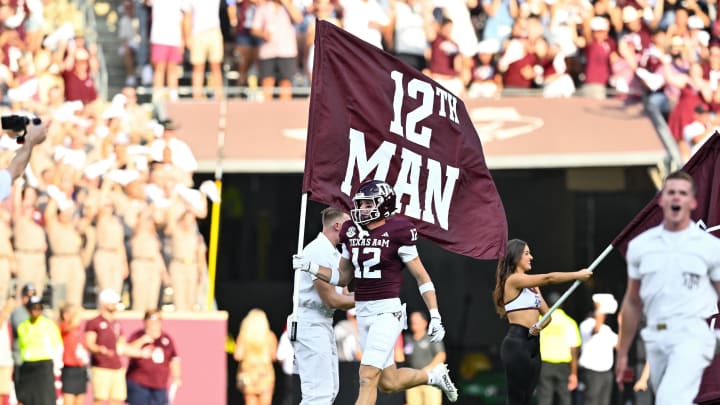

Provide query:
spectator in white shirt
left=579, top=294, right=618, bottom=405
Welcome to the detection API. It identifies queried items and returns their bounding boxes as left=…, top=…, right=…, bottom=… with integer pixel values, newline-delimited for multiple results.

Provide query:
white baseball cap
left=98, top=289, right=121, bottom=305
left=622, top=6, right=641, bottom=23
left=592, top=293, right=618, bottom=314
left=591, top=16, right=609, bottom=31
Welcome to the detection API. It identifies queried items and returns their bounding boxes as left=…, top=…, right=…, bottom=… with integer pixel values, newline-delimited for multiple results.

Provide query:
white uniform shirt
left=578, top=318, right=618, bottom=372
left=627, top=223, right=720, bottom=325
left=298, top=232, right=343, bottom=321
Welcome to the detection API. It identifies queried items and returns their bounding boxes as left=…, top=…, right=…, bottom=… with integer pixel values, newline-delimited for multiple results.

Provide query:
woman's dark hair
left=493, top=239, right=527, bottom=317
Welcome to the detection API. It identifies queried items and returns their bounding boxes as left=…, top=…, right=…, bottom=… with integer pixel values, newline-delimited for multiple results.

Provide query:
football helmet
left=351, top=180, right=397, bottom=225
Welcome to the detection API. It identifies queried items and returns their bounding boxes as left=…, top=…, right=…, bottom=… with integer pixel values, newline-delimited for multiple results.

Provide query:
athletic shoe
left=428, top=363, right=458, bottom=402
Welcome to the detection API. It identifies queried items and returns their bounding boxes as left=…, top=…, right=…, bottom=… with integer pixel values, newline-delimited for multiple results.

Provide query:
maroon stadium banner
left=302, top=21, right=507, bottom=259
left=611, top=132, right=720, bottom=256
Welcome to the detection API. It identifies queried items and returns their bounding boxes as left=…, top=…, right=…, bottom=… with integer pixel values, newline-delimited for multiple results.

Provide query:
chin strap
left=353, top=220, right=370, bottom=239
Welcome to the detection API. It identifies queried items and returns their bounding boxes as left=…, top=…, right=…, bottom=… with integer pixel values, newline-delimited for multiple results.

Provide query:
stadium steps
left=92, top=0, right=128, bottom=99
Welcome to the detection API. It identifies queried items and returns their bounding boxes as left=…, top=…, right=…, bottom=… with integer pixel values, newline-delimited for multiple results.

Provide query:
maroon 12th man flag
left=611, top=132, right=720, bottom=256
left=302, top=21, right=507, bottom=259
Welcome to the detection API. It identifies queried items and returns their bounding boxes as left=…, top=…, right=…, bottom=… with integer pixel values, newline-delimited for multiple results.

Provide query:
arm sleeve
left=626, top=239, right=641, bottom=280
left=397, top=222, right=418, bottom=263
left=0, top=170, right=12, bottom=201
left=398, top=245, right=419, bottom=263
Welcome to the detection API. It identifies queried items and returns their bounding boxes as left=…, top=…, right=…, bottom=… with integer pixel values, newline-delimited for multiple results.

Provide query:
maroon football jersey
left=340, top=217, right=418, bottom=302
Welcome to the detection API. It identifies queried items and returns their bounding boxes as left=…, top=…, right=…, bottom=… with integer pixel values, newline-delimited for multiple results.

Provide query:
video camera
left=1, top=115, right=42, bottom=144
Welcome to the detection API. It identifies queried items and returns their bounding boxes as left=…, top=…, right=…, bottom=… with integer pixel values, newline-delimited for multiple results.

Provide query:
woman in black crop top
left=492, top=239, right=592, bottom=405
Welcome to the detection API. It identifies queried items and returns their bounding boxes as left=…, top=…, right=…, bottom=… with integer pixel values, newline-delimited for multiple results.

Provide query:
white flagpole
left=289, top=192, right=309, bottom=341
left=536, top=244, right=615, bottom=328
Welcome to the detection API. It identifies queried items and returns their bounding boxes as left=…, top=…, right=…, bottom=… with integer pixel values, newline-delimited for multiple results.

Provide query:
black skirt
left=61, top=366, right=89, bottom=395
left=17, top=360, right=56, bottom=405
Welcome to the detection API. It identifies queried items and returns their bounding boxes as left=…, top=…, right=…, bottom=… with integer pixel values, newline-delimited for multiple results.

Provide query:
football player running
left=293, top=179, right=458, bottom=405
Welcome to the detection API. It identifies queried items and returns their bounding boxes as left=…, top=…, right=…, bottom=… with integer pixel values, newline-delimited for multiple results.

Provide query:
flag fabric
left=302, top=21, right=507, bottom=259
left=611, top=132, right=720, bottom=256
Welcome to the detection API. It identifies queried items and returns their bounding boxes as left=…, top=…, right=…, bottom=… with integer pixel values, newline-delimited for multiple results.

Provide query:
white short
left=292, top=318, right=339, bottom=405
left=357, top=310, right=404, bottom=370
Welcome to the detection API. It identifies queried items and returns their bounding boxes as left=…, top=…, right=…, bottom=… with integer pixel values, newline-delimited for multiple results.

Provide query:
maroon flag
left=611, top=132, right=720, bottom=256
left=302, top=21, right=507, bottom=260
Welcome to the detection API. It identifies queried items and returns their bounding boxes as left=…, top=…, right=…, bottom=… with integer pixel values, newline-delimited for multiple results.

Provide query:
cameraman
left=0, top=120, right=47, bottom=200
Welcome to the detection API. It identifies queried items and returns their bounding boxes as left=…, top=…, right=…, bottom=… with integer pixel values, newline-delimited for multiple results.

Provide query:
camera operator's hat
left=26, top=295, right=43, bottom=309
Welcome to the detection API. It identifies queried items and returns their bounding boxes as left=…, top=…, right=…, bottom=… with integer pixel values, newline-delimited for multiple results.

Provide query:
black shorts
left=258, top=57, right=296, bottom=82
left=62, top=366, right=89, bottom=394
left=17, top=360, right=55, bottom=404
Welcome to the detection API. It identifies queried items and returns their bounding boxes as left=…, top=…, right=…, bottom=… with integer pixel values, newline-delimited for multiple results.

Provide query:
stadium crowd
left=0, top=0, right=219, bottom=312
left=33, top=0, right=690, bottom=160
left=108, top=0, right=720, bottom=162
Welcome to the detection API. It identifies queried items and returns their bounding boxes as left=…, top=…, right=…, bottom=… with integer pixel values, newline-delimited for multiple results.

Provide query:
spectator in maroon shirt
left=619, top=6, right=653, bottom=52
left=62, top=48, right=98, bottom=105
left=427, top=17, right=464, bottom=97
left=84, top=289, right=127, bottom=405
left=666, top=61, right=710, bottom=161
left=581, top=16, right=617, bottom=99
left=498, top=17, right=538, bottom=89
left=125, top=310, right=181, bottom=405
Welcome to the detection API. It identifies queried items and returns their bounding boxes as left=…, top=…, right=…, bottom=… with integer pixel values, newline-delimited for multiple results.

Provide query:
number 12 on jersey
left=352, top=247, right=382, bottom=279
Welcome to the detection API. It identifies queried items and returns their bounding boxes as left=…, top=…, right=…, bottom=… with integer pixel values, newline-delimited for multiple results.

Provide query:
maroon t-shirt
left=340, top=217, right=416, bottom=302
left=429, top=35, right=460, bottom=76
left=85, top=315, right=123, bottom=369
left=235, top=1, right=256, bottom=36
left=584, top=37, right=617, bottom=85
left=126, top=330, right=178, bottom=389
left=62, top=69, right=98, bottom=104
left=503, top=52, right=536, bottom=88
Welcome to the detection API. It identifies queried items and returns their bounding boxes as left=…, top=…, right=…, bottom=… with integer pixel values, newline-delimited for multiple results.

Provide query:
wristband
left=329, top=267, right=340, bottom=286
left=418, top=282, right=435, bottom=295
left=308, top=262, right=320, bottom=276
left=429, top=308, right=441, bottom=319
